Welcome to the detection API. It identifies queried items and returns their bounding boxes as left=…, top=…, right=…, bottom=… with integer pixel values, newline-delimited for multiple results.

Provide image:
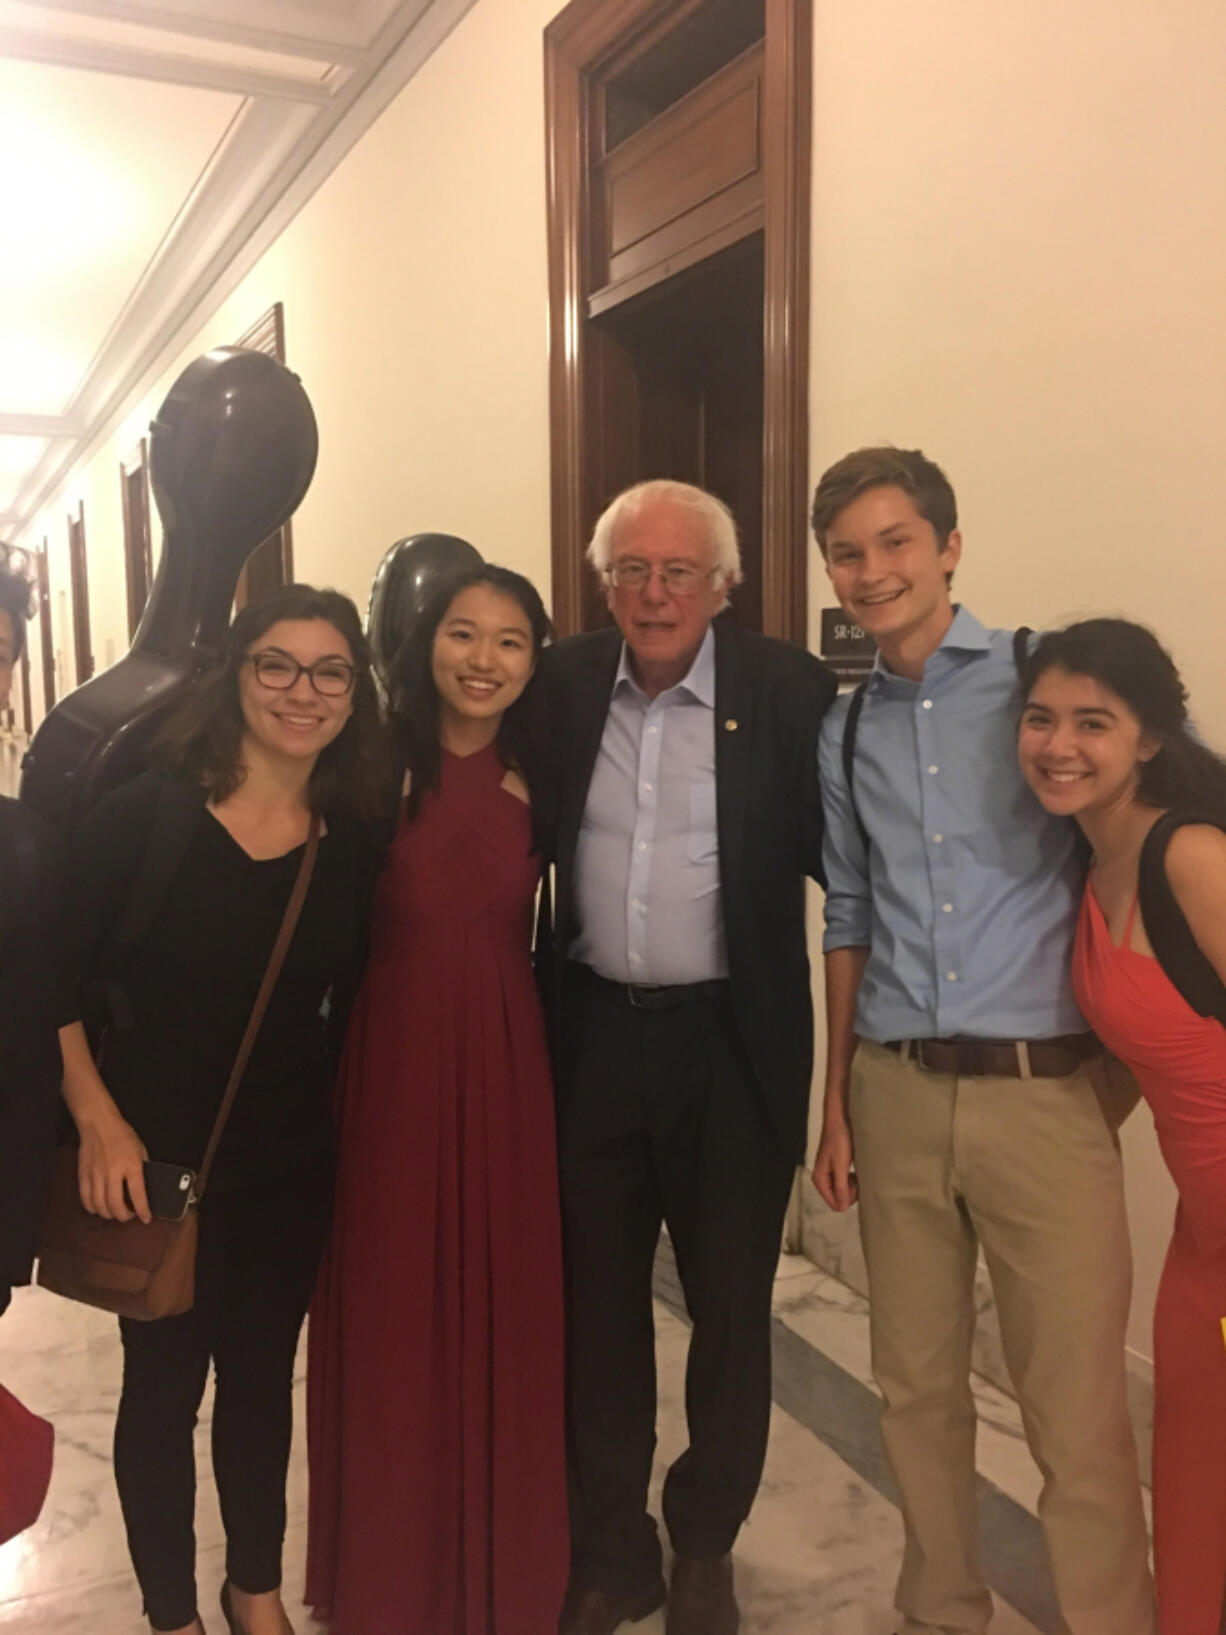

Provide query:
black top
left=531, top=619, right=838, bottom=1162
left=0, top=797, right=62, bottom=1291
left=1138, top=810, right=1226, bottom=1026
left=63, top=771, right=379, bottom=1191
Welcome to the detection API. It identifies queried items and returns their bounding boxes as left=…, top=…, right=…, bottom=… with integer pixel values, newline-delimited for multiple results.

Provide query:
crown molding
left=6, top=0, right=477, bottom=543
left=0, top=22, right=338, bottom=101
left=0, top=414, right=83, bottom=439
left=13, top=0, right=372, bottom=65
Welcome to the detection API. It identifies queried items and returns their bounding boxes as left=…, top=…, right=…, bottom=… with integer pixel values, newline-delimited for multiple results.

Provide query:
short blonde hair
left=587, top=480, right=743, bottom=586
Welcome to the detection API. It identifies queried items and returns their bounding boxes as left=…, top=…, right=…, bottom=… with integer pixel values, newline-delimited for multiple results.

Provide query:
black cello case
left=366, top=533, right=482, bottom=688
left=20, top=347, right=318, bottom=829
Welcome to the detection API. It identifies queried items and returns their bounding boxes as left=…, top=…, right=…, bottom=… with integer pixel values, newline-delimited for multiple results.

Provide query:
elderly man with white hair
left=533, top=480, right=836, bottom=1635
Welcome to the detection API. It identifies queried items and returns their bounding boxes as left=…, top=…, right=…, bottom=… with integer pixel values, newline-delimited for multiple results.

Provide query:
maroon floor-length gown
left=306, top=743, right=568, bottom=1634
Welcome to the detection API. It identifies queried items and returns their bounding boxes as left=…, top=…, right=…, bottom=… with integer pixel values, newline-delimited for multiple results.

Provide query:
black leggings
left=114, top=1156, right=332, bottom=1631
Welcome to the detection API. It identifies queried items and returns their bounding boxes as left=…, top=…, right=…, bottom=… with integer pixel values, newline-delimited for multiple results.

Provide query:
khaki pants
left=850, top=1041, right=1154, bottom=1635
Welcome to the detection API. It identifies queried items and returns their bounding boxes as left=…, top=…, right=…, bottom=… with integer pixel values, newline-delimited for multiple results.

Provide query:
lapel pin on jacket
left=724, top=718, right=738, bottom=732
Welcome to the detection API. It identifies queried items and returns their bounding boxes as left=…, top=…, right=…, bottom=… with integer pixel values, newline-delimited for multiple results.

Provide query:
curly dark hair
left=388, top=565, right=553, bottom=822
left=154, top=583, right=390, bottom=823
left=1021, top=618, right=1226, bottom=819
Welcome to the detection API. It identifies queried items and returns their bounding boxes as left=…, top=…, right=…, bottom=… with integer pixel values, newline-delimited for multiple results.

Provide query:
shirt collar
left=866, top=604, right=990, bottom=691
left=614, top=622, right=716, bottom=707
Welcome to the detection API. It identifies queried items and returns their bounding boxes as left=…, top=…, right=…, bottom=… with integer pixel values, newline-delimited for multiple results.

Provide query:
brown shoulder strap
left=194, top=813, right=321, bottom=1200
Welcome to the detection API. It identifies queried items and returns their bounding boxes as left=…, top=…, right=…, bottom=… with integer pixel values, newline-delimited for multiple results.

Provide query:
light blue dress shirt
left=571, top=625, right=729, bottom=985
left=819, top=607, right=1087, bottom=1042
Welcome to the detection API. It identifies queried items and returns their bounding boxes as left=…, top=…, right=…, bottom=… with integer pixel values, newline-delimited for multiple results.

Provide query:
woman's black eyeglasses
left=244, top=650, right=356, bottom=697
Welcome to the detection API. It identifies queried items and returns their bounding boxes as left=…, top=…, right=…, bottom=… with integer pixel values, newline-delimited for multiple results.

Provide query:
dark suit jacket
left=532, top=618, right=837, bottom=1162
left=0, top=797, right=62, bottom=1292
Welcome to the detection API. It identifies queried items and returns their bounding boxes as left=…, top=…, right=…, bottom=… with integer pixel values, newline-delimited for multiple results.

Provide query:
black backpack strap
left=841, top=680, right=871, bottom=856
left=96, top=778, right=206, bottom=1032
left=1013, top=626, right=1033, bottom=677
left=1138, top=811, right=1226, bottom=1026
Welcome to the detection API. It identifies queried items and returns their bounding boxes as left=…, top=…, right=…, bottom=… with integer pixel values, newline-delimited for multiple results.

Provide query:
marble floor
left=0, top=1248, right=1097, bottom=1635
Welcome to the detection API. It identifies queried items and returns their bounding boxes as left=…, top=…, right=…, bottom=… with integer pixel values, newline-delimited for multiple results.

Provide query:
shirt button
left=637, top=842, right=647, bottom=851
left=922, top=700, right=933, bottom=710
left=932, top=833, right=944, bottom=844
left=947, top=971, right=958, bottom=982
left=630, top=951, right=643, bottom=963
left=647, top=726, right=659, bottom=735
left=942, top=902, right=953, bottom=913
left=642, top=782, right=652, bottom=792
left=928, top=765, right=939, bottom=775
left=631, top=898, right=643, bottom=909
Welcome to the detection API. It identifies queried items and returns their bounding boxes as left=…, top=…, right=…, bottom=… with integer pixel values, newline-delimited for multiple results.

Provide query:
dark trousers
left=558, top=966, right=795, bottom=1598
left=114, top=1155, right=332, bottom=1631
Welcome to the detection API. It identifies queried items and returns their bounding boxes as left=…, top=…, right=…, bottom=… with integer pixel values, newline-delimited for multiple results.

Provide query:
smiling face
left=1019, top=666, right=1160, bottom=819
left=431, top=582, right=536, bottom=733
left=238, top=617, right=356, bottom=766
left=824, top=484, right=960, bottom=659
left=605, top=497, right=728, bottom=693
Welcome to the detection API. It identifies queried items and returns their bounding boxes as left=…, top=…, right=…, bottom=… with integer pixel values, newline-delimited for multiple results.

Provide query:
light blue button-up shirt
left=571, top=625, right=728, bottom=985
left=819, top=607, right=1086, bottom=1042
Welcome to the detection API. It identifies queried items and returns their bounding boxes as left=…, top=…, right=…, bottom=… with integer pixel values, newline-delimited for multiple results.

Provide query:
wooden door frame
left=544, top=0, right=812, bottom=642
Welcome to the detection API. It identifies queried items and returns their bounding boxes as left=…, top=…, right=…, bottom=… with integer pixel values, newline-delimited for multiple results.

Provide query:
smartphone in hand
left=141, top=1161, right=195, bottom=1222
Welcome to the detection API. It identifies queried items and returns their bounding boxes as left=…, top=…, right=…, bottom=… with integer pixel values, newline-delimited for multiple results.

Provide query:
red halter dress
left=1074, top=883, right=1226, bottom=1634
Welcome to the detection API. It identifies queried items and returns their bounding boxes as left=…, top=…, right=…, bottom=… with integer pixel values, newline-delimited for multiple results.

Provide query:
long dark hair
left=388, top=565, right=553, bottom=821
left=1021, top=618, right=1226, bottom=818
left=154, top=583, right=389, bottom=822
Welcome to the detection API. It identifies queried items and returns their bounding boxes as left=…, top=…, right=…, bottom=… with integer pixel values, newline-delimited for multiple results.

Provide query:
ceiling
left=0, top=0, right=475, bottom=540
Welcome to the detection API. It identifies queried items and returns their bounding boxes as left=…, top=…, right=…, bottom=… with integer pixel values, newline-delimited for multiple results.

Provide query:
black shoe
left=666, top=1553, right=739, bottom=1635
left=559, top=1579, right=668, bottom=1635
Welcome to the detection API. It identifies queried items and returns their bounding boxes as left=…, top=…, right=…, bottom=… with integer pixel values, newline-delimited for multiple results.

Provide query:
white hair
left=586, top=480, right=744, bottom=586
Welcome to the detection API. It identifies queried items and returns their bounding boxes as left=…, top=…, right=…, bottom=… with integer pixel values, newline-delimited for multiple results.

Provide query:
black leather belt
left=571, top=964, right=730, bottom=1011
left=882, top=1033, right=1098, bottom=1078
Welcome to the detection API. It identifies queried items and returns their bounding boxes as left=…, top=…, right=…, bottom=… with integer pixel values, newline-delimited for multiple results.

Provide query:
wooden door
left=582, top=239, right=765, bottom=633
left=36, top=546, right=54, bottom=710
left=545, top=0, right=811, bottom=640
left=67, top=504, right=93, bottom=683
left=18, top=642, right=31, bottom=736
left=120, top=440, right=154, bottom=639
left=234, top=302, right=295, bottom=607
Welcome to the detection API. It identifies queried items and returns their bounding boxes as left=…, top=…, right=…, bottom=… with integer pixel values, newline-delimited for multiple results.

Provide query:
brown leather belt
left=882, top=1033, right=1098, bottom=1079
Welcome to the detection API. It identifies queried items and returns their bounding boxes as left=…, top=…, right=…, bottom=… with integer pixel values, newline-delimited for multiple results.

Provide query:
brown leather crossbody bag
left=37, top=815, right=320, bottom=1322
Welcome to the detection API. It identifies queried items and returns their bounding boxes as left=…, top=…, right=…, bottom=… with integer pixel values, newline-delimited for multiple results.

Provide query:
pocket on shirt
left=688, top=783, right=719, bottom=864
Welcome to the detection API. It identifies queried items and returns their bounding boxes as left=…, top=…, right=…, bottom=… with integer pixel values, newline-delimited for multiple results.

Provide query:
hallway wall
left=16, top=0, right=1226, bottom=1379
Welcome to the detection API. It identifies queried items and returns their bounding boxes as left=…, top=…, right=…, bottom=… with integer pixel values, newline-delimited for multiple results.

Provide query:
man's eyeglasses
left=244, top=650, right=356, bottom=697
left=603, top=560, right=720, bottom=596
